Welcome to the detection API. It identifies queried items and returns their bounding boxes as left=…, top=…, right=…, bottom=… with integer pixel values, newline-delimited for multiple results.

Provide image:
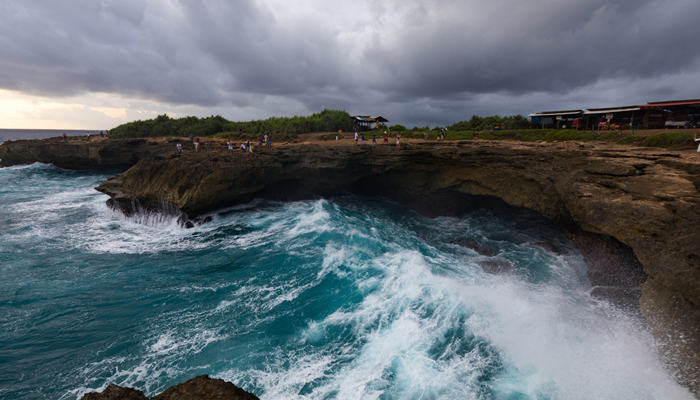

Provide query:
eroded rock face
left=80, top=375, right=259, bottom=400
left=95, top=140, right=700, bottom=392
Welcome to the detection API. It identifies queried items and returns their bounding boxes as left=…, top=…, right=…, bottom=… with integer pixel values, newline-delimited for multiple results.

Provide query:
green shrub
left=110, top=109, right=354, bottom=138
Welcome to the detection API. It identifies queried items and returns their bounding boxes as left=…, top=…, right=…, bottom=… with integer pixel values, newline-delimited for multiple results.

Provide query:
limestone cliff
left=0, top=137, right=180, bottom=170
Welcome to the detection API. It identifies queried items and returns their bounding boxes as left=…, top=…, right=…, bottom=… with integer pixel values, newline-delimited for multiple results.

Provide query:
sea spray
left=0, top=164, right=693, bottom=399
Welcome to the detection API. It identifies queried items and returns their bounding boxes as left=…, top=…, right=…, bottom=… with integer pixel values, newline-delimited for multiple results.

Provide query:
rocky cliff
left=0, top=137, right=180, bottom=169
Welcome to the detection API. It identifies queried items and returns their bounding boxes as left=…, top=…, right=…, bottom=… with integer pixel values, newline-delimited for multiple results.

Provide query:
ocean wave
left=1, top=170, right=693, bottom=400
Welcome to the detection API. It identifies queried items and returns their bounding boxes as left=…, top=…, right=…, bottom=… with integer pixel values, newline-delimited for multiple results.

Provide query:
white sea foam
left=236, top=242, right=693, bottom=399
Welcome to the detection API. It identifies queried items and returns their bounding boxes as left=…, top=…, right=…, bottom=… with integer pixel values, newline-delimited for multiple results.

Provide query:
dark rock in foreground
left=81, top=375, right=259, bottom=400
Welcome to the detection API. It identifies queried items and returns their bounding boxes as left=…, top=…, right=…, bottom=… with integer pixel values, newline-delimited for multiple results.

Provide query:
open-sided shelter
left=352, top=115, right=389, bottom=131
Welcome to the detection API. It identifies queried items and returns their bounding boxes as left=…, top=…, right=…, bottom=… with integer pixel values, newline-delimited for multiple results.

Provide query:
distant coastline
left=0, top=128, right=104, bottom=143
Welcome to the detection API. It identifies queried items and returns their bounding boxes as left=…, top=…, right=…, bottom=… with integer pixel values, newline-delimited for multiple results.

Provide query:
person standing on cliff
left=695, top=134, right=700, bottom=161
left=354, top=131, right=359, bottom=144
left=194, top=137, right=200, bottom=152
left=396, top=132, right=401, bottom=146
left=62, top=133, right=67, bottom=142
left=176, top=143, right=182, bottom=155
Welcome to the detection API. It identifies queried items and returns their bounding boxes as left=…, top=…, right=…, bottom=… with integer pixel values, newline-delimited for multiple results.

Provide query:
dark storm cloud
left=0, top=0, right=699, bottom=125
left=366, top=0, right=700, bottom=97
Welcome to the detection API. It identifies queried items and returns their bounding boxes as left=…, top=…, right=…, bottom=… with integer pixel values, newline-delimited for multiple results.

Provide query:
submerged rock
left=80, top=375, right=259, bottom=400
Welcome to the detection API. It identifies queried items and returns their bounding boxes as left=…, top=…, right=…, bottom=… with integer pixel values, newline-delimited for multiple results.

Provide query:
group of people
left=178, top=135, right=272, bottom=155
left=423, top=128, right=446, bottom=140
left=352, top=130, right=402, bottom=146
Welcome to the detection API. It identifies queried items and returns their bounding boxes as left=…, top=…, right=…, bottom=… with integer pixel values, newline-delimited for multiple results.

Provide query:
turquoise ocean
left=0, top=163, right=693, bottom=399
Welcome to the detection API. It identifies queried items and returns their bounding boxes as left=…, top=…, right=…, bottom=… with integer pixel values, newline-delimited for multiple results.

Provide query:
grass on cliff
left=213, top=131, right=298, bottom=141
left=389, top=128, right=697, bottom=149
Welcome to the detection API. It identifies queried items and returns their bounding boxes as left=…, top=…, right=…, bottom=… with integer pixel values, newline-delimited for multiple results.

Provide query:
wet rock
left=152, top=375, right=259, bottom=400
left=80, top=376, right=259, bottom=400
left=81, top=384, right=147, bottom=400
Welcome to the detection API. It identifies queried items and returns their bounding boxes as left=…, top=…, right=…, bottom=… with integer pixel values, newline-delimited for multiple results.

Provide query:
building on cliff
left=529, top=98, right=700, bottom=130
left=352, top=115, right=388, bottom=131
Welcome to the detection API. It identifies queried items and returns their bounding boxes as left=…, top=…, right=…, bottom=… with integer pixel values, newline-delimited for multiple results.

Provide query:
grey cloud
left=0, top=0, right=698, bottom=126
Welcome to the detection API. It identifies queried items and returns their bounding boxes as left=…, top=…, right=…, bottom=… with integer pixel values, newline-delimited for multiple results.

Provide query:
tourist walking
left=266, top=136, right=271, bottom=148
left=361, top=135, right=365, bottom=145
left=695, top=134, right=700, bottom=161
left=372, top=135, right=377, bottom=144
left=194, top=137, right=200, bottom=152
left=62, top=133, right=67, bottom=142
left=383, top=133, right=388, bottom=144
left=227, top=141, right=233, bottom=151
left=354, top=131, right=359, bottom=144
left=396, top=133, right=401, bottom=146
left=176, top=143, right=182, bottom=154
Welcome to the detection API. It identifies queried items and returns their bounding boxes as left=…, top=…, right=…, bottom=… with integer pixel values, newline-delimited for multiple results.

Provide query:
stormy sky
left=1, top=0, right=699, bottom=129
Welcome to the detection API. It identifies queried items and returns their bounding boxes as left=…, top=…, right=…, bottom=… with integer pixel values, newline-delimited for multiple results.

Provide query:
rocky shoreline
left=1, top=137, right=698, bottom=394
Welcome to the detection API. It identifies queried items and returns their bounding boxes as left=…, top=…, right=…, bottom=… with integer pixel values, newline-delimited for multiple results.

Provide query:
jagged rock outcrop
left=80, top=375, right=259, bottom=400
left=95, top=140, right=700, bottom=393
